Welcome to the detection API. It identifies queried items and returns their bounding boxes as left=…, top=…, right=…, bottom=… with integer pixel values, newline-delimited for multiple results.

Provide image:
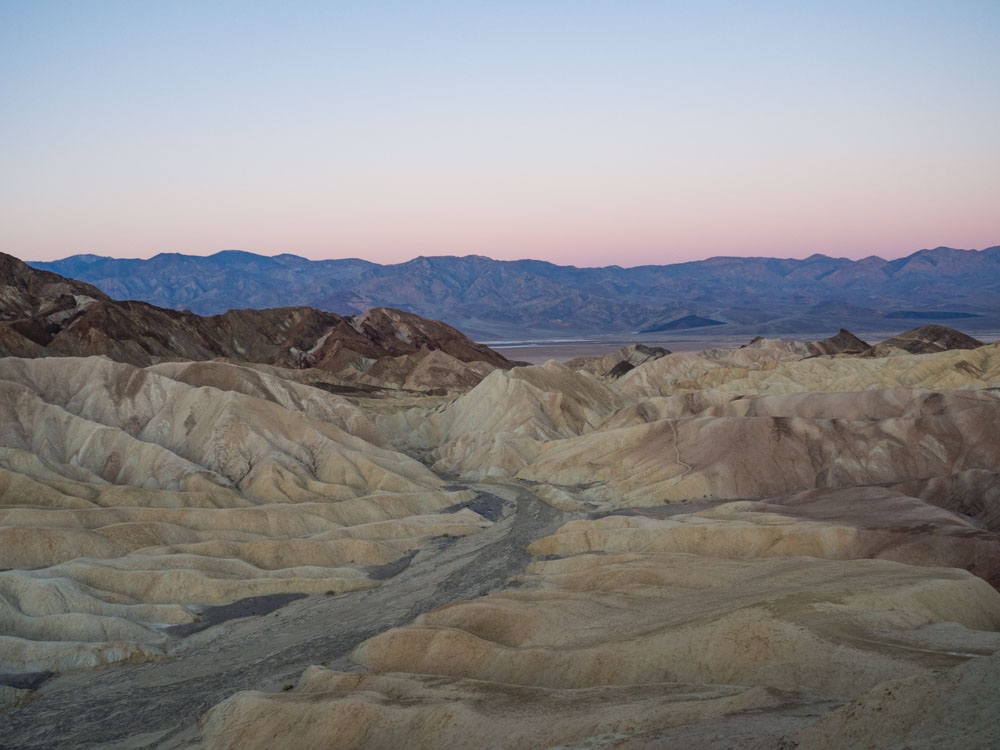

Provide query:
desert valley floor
left=1, top=260, right=999, bottom=749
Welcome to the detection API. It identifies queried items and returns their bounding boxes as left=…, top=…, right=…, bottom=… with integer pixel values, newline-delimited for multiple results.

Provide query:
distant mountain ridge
left=27, top=245, right=1000, bottom=337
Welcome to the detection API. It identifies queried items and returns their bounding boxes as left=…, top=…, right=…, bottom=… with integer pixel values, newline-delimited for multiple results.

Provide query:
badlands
left=1, top=256, right=999, bottom=748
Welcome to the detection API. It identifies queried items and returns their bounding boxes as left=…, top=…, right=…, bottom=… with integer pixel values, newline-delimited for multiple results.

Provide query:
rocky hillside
left=1, top=316, right=998, bottom=747
left=28, top=245, right=1000, bottom=336
left=0, top=252, right=510, bottom=380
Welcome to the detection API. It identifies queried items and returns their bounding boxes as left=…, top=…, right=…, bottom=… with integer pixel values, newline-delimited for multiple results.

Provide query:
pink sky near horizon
left=13, top=180, right=999, bottom=266
left=12, top=135, right=999, bottom=266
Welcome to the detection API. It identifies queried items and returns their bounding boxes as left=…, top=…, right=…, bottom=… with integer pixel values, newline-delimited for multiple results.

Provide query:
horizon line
left=20, top=243, right=1000, bottom=270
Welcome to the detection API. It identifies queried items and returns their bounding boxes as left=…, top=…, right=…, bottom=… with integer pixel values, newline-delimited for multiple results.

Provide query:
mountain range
left=27, top=245, right=1000, bottom=338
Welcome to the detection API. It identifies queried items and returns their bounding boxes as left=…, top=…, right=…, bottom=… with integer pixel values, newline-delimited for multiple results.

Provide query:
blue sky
left=2, top=0, right=998, bottom=265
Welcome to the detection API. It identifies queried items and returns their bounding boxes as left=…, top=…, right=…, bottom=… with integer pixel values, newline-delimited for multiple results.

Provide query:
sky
left=1, top=0, right=998, bottom=267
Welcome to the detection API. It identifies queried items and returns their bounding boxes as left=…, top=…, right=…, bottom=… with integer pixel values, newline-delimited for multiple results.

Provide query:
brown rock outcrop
left=0, top=253, right=510, bottom=384
left=869, top=324, right=985, bottom=356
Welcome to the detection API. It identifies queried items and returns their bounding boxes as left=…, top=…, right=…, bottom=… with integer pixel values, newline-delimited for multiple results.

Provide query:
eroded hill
left=0, top=252, right=511, bottom=396
left=0, top=266, right=998, bottom=749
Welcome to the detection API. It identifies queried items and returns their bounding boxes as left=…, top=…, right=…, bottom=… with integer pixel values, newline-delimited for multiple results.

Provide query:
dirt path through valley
left=0, top=482, right=575, bottom=750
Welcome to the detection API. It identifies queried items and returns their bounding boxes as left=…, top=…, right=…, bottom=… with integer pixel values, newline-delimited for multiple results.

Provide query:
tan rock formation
left=565, top=344, right=670, bottom=377
left=197, top=669, right=805, bottom=750
left=0, top=356, right=486, bottom=674
left=354, top=538, right=1000, bottom=698
left=334, top=348, right=496, bottom=393
left=378, top=361, right=624, bottom=458
left=531, top=487, right=1000, bottom=585
left=620, top=340, right=1000, bottom=399
left=786, top=651, right=1000, bottom=749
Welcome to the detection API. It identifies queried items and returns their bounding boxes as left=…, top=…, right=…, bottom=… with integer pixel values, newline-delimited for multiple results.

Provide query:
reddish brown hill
left=808, top=328, right=871, bottom=356
left=0, top=252, right=511, bottom=371
left=868, top=325, right=984, bottom=356
left=0, top=252, right=109, bottom=320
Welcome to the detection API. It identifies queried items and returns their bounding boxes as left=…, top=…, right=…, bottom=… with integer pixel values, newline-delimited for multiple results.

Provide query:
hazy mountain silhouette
left=29, top=245, right=1000, bottom=337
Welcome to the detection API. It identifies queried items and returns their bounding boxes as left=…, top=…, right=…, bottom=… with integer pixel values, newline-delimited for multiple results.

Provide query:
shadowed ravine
left=0, top=483, right=573, bottom=750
